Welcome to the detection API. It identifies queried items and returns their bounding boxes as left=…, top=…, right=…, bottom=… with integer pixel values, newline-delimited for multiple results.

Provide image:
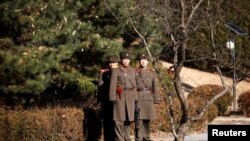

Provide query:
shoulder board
left=135, top=68, right=140, bottom=75
left=100, top=69, right=109, bottom=73
left=150, top=68, right=155, bottom=72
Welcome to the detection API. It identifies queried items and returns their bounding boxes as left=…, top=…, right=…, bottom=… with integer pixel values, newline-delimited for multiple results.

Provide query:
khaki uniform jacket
left=109, top=65, right=137, bottom=121
left=136, top=67, right=160, bottom=120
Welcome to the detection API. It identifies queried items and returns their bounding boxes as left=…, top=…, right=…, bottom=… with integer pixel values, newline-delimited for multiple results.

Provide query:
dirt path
left=161, top=61, right=249, bottom=97
left=210, top=116, right=250, bottom=125
left=149, top=115, right=250, bottom=141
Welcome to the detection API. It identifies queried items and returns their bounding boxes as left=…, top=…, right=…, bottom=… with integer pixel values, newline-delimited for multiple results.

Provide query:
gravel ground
left=209, top=116, right=250, bottom=125
left=145, top=116, right=250, bottom=141
left=130, top=132, right=208, bottom=141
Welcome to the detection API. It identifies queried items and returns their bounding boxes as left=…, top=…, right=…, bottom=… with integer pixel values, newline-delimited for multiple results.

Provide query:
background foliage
left=0, top=0, right=249, bottom=108
left=0, top=0, right=249, bottom=140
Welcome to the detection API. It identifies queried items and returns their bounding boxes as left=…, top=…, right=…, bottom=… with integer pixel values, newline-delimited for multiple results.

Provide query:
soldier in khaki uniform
left=98, top=55, right=119, bottom=141
left=135, top=52, right=161, bottom=141
left=109, top=51, right=137, bottom=141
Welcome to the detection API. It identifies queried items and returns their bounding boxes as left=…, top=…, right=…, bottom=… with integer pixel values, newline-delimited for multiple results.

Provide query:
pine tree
left=0, top=0, right=124, bottom=106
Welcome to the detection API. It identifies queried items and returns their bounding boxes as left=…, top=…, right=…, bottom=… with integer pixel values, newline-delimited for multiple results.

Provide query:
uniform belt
left=124, top=87, right=134, bottom=91
left=137, top=87, right=152, bottom=92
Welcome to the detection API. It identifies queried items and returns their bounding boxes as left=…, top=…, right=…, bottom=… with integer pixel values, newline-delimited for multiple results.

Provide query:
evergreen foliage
left=0, top=0, right=249, bottom=106
left=0, top=0, right=124, bottom=106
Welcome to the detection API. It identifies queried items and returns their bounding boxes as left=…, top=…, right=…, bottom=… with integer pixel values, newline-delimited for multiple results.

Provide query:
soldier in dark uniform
left=109, top=51, right=137, bottom=141
left=135, top=52, right=161, bottom=141
left=98, top=54, right=119, bottom=141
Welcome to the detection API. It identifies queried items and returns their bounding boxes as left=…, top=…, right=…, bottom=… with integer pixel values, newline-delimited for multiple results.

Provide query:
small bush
left=151, top=96, right=169, bottom=133
left=188, top=84, right=232, bottom=116
left=151, top=85, right=222, bottom=133
left=150, top=84, right=232, bottom=133
left=163, top=97, right=218, bottom=133
left=0, top=106, right=84, bottom=141
left=238, top=90, right=250, bottom=117
left=188, top=97, right=218, bottom=132
left=151, top=70, right=175, bottom=133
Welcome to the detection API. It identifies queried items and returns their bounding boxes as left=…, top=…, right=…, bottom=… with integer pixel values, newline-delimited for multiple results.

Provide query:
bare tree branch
left=207, top=0, right=226, bottom=88
left=186, top=0, right=204, bottom=27
left=191, top=83, right=234, bottom=121
left=123, top=0, right=179, bottom=137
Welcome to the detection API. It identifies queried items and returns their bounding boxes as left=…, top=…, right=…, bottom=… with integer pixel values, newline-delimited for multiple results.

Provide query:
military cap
left=138, top=52, right=149, bottom=60
left=107, top=54, right=118, bottom=63
left=120, top=51, right=131, bottom=59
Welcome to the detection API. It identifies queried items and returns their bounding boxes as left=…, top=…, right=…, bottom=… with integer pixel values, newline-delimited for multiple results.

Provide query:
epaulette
left=149, top=68, right=155, bottom=72
left=135, top=68, right=140, bottom=76
left=100, top=68, right=109, bottom=73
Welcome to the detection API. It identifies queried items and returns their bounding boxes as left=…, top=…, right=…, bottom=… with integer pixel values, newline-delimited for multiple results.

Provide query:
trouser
left=135, top=119, right=151, bottom=141
left=114, top=120, right=132, bottom=141
left=103, top=118, right=115, bottom=141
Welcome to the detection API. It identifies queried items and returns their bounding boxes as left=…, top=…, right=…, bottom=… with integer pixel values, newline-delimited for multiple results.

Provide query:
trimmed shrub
left=151, top=96, right=218, bottom=133
left=163, top=97, right=218, bottom=133
left=151, top=96, right=169, bottom=133
left=188, top=97, right=218, bottom=132
left=0, top=106, right=84, bottom=141
left=151, top=68, right=175, bottom=133
left=238, top=90, right=250, bottom=117
left=151, top=84, right=232, bottom=133
left=188, top=84, right=232, bottom=116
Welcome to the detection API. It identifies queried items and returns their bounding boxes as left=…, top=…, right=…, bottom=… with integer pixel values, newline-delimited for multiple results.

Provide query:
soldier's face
left=139, top=59, right=148, bottom=68
left=121, top=58, right=130, bottom=67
